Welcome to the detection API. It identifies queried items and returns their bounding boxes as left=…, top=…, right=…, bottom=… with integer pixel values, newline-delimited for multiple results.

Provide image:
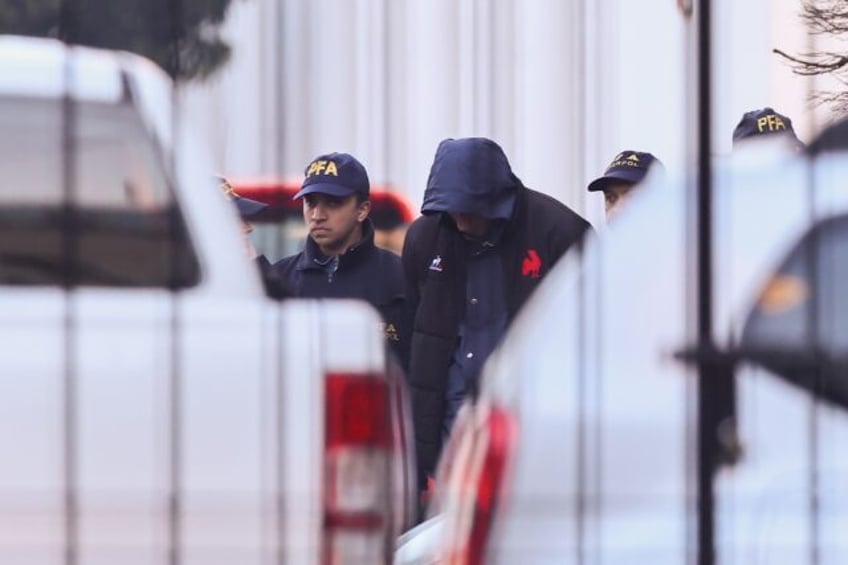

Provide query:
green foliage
left=0, top=0, right=236, bottom=82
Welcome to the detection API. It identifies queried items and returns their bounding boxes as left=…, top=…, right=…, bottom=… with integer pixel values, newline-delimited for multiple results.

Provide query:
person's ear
left=357, top=200, right=371, bottom=223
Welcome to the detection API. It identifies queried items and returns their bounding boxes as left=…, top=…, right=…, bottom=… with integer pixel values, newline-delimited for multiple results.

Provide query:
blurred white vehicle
left=0, top=36, right=415, bottom=564
left=396, top=146, right=848, bottom=564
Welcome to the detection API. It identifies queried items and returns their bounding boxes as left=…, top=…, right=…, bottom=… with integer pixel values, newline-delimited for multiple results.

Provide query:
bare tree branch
left=775, top=0, right=848, bottom=113
left=774, top=48, right=848, bottom=75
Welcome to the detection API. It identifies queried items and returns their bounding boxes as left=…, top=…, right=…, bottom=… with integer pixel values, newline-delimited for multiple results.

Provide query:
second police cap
left=587, top=151, right=660, bottom=192
left=732, top=107, right=803, bottom=148
left=294, top=152, right=370, bottom=200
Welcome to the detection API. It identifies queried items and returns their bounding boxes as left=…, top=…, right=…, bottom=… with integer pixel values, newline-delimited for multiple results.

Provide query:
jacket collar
left=296, top=219, right=377, bottom=271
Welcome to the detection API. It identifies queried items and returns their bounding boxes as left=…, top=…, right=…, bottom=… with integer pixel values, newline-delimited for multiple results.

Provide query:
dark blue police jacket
left=273, top=219, right=409, bottom=368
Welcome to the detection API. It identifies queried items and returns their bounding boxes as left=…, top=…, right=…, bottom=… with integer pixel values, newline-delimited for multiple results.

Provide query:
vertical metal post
left=802, top=15, right=821, bottom=565
left=58, top=2, right=79, bottom=564
left=167, top=3, right=184, bottom=565
left=695, top=0, right=715, bottom=564
left=273, top=4, right=288, bottom=563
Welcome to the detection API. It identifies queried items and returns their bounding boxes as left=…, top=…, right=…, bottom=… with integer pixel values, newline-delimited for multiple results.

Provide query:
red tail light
left=445, top=403, right=517, bottom=565
left=323, top=373, right=392, bottom=565
left=466, top=406, right=515, bottom=564
left=325, top=375, right=390, bottom=449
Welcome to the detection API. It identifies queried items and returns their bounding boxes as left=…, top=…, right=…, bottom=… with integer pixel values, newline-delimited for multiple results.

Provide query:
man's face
left=602, top=182, right=635, bottom=218
left=302, top=193, right=370, bottom=255
left=449, top=212, right=490, bottom=238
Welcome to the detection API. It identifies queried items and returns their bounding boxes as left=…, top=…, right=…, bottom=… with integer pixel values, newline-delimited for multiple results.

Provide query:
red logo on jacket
left=521, top=249, right=542, bottom=278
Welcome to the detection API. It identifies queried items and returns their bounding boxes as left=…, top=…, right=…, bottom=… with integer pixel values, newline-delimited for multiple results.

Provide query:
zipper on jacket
left=326, top=256, right=339, bottom=283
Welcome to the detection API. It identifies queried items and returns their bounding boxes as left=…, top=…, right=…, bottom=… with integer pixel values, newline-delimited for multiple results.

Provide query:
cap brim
left=733, top=133, right=806, bottom=152
left=293, top=183, right=359, bottom=200
left=420, top=191, right=516, bottom=220
left=235, top=196, right=268, bottom=217
left=587, top=170, right=642, bottom=192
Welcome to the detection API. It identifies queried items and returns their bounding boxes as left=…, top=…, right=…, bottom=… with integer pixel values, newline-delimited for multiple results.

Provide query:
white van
left=0, top=36, right=415, bottom=564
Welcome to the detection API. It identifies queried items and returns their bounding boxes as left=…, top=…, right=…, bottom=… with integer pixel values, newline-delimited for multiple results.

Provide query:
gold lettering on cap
left=757, top=114, right=786, bottom=133
left=306, top=160, right=327, bottom=177
left=608, top=153, right=642, bottom=169
left=306, top=159, right=340, bottom=177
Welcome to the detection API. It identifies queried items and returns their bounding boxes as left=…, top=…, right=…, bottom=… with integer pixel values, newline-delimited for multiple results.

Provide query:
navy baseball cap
left=732, top=107, right=803, bottom=148
left=294, top=152, right=370, bottom=200
left=216, top=176, right=268, bottom=218
left=587, top=151, right=660, bottom=192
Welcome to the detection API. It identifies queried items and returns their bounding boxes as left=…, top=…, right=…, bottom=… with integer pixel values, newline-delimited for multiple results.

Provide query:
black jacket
left=274, top=220, right=408, bottom=366
left=402, top=138, right=591, bottom=483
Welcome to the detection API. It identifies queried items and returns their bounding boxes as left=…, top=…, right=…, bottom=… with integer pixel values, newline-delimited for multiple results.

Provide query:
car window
left=252, top=217, right=306, bottom=264
left=741, top=213, right=848, bottom=407
left=0, top=96, right=199, bottom=288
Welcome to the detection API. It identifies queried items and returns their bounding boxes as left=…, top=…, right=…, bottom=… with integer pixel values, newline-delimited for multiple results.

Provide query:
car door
left=0, top=82, right=198, bottom=563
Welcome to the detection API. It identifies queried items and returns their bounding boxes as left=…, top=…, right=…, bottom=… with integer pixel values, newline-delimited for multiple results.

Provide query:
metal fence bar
left=58, top=1, right=79, bottom=564
left=695, top=0, right=716, bottom=564
left=168, top=2, right=184, bottom=564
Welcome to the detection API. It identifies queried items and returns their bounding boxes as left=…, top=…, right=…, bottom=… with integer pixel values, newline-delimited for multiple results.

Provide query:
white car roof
left=0, top=35, right=174, bottom=151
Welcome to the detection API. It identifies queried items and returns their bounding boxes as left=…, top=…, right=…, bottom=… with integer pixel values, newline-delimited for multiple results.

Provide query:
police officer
left=273, top=152, right=408, bottom=364
left=218, top=175, right=290, bottom=298
left=587, top=150, right=663, bottom=218
left=217, top=175, right=269, bottom=261
left=732, top=107, right=805, bottom=151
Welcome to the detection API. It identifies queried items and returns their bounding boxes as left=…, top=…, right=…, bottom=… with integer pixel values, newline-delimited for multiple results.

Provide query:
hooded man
left=402, top=137, right=591, bottom=488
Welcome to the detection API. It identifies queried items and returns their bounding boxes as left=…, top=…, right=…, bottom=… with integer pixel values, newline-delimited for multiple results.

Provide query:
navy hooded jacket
left=402, top=138, right=591, bottom=486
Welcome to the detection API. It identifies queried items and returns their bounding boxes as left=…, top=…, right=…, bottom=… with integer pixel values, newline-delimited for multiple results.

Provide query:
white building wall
left=181, top=0, right=824, bottom=223
left=180, top=0, right=280, bottom=175
left=183, top=0, right=593, bottom=218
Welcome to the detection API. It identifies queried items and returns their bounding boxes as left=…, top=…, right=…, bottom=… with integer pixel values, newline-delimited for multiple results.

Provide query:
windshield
left=0, top=96, right=199, bottom=287
left=741, top=213, right=848, bottom=407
